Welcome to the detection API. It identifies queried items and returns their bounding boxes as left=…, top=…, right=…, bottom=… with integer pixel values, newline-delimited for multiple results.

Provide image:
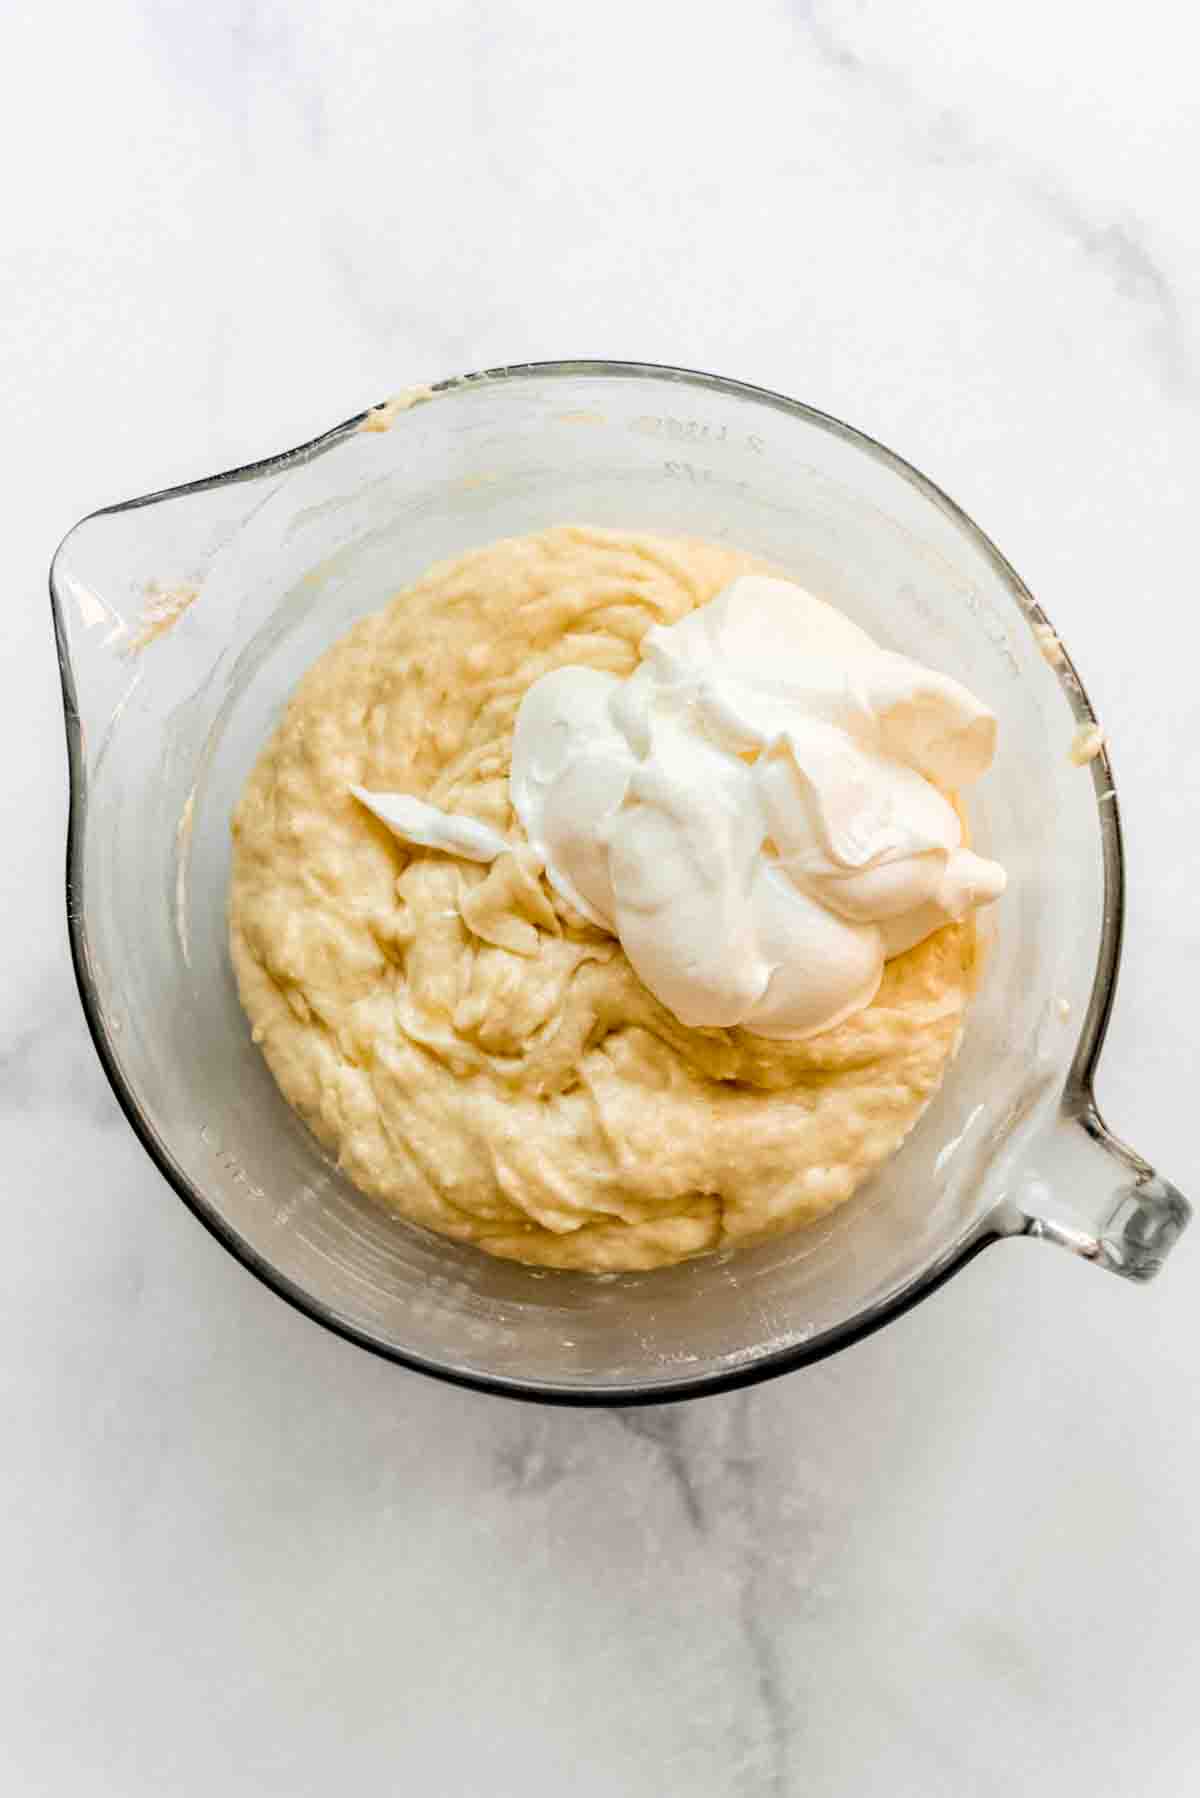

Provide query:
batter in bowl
left=230, top=526, right=1003, bottom=1271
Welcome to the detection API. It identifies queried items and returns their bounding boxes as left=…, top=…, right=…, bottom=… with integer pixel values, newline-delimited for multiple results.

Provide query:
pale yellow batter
left=230, top=527, right=975, bottom=1271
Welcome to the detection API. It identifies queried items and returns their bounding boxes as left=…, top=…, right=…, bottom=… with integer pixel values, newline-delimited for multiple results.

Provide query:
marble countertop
left=5, top=2, right=1199, bottom=1792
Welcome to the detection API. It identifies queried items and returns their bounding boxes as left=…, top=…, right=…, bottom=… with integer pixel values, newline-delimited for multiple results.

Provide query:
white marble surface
left=5, top=2, right=1200, bottom=1792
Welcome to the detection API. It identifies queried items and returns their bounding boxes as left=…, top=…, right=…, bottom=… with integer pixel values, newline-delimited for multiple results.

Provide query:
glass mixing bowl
left=50, top=360, right=1190, bottom=1403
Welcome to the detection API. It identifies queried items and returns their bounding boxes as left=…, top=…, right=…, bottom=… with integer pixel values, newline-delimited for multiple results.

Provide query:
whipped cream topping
left=354, top=575, right=1006, bottom=1040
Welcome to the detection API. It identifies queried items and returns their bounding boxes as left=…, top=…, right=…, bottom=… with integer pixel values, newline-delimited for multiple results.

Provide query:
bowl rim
left=50, top=357, right=1121, bottom=1406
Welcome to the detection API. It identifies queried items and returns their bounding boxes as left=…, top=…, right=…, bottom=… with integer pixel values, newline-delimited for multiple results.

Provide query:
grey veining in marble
left=3, top=1, right=1199, bottom=1793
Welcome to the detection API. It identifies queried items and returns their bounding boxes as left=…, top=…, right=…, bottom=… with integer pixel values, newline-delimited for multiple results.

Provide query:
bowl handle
left=1008, top=1101, right=1190, bottom=1281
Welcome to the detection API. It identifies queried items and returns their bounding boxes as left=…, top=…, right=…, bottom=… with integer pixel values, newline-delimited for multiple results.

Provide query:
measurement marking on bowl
left=630, top=414, right=765, bottom=454
left=199, top=1124, right=266, bottom=1200
left=663, top=460, right=749, bottom=492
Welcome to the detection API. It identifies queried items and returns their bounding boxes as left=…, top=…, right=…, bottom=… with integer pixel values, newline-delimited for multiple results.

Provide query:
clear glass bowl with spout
left=50, top=360, right=1190, bottom=1404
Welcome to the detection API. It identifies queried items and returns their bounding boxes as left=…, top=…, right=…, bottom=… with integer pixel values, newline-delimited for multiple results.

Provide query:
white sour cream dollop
left=355, top=576, right=1006, bottom=1040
